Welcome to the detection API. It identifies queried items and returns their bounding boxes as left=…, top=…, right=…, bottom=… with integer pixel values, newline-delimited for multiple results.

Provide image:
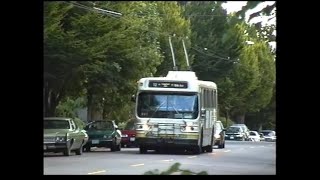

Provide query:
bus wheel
left=207, top=129, right=214, bottom=153
left=139, top=146, right=147, bottom=154
left=193, top=145, right=201, bottom=154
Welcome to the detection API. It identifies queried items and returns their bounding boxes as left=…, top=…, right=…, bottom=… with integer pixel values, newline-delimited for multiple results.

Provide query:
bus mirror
left=201, top=109, right=206, bottom=117
left=131, top=94, right=136, bottom=102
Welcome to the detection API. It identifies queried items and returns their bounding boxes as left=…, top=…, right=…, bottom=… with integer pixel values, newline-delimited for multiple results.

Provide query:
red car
left=121, top=121, right=137, bottom=147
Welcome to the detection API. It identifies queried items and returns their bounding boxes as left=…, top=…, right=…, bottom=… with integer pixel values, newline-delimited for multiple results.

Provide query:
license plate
left=92, top=140, right=99, bottom=144
left=230, top=136, right=234, bottom=139
left=44, top=145, right=47, bottom=150
left=130, top=137, right=135, bottom=141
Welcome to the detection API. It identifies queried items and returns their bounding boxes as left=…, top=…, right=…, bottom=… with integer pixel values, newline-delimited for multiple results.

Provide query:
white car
left=260, top=130, right=276, bottom=142
left=248, top=131, right=260, bottom=142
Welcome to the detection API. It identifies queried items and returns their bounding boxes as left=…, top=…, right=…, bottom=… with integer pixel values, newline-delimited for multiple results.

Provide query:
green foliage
left=155, top=2, right=192, bottom=76
left=55, top=97, right=86, bottom=129
left=73, top=117, right=86, bottom=130
left=44, top=1, right=275, bottom=128
left=143, top=163, right=208, bottom=175
left=186, top=1, right=234, bottom=81
left=218, top=117, right=234, bottom=128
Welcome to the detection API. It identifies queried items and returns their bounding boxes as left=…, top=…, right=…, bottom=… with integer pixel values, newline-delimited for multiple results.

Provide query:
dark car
left=225, top=126, right=246, bottom=141
left=232, top=124, right=250, bottom=140
left=213, top=121, right=225, bottom=148
left=83, top=120, right=122, bottom=152
left=121, top=120, right=137, bottom=148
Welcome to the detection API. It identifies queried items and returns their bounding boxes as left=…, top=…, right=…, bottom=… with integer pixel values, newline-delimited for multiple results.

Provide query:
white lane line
left=162, top=159, right=174, bottom=162
left=187, top=156, right=197, bottom=158
left=131, top=163, right=144, bottom=167
left=260, top=145, right=265, bottom=147
left=250, top=146, right=255, bottom=148
left=87, top=170, right=106, bottom=175
left=224, top=150, right=231, bottom=152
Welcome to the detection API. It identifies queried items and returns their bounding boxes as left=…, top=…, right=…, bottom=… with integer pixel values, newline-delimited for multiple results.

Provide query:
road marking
left=260, top=145, right=265, bottom=147
left=224, top=150, right=231, bottom=152
left=162, top=159, right=174, bottom=162
left=87, top=170, right=106, bottom=175
left=131, top=163, right=144, bottom=167
left=187, top=156, right=197, bottom=158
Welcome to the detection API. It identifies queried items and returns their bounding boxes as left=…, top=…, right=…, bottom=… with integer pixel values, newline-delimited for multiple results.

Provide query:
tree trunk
left=92, top=110, right=103, bottom=120
left=225, top=111, right=229, bottom=127
left=235, top=113, right=245, bottom=124
left=46, top=90, right=58, bottom=117
left=87, top=90, right=93, bottom=122
left=87, top=89, right=103, bottom=122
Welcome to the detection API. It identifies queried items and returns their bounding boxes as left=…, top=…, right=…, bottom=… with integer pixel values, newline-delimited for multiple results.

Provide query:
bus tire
left=193, top=130, right=203, bottom=154
left=207, top=128, right=214, bottom=152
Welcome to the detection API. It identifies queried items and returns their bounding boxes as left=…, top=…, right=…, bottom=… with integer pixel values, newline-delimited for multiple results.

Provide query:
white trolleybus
left=134, top=37, right=218, bottom=154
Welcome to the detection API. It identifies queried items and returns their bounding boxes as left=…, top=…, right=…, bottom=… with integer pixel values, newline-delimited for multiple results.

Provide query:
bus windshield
left=137, top=92, right=199, bottom=119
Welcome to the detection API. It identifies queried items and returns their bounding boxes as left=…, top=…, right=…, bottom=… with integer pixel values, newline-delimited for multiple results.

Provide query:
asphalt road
left=43, top=140, right=276, bottom=175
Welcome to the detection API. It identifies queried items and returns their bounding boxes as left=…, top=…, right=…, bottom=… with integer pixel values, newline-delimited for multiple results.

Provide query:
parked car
left=83, top=120, right=122, bottom=152
left=232, top=124, right=250, bottom=140
left=121, top=120, right=137, bottom=148
left=44, top=117, right=88, bottom=156
left=213, top=121, right=225, bottom=148
left=248, top=131, right=261, bottom=142
left=225, top=126, right=246, bottom=141
left=260, top=130, right=276, bottom=142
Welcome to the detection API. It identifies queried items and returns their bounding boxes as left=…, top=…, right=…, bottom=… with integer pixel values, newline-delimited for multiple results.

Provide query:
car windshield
left=87, top=121, right=113, bottom=131
left=124, top=121, right=135, bottom=130
left=249, top=132, right=257, bottom=136
left=137, top=92, right=199, bottom=119
left=261, top=131, right=275, bottom=136
left=44, top=120, right=70, bottom=129
left=226, top=127, right=241, bottom=133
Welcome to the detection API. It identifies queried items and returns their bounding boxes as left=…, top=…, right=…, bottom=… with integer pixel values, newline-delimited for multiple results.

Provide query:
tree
left=227, top=23, right=275, bottom=124
left=44, top=2, right=87, bottom=116
left=155, top=2, right=192, bottom=76
left=185, top=1, right=235, bottom=82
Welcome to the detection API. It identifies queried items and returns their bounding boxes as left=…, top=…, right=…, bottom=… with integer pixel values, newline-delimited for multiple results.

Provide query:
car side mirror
left=131, top=94, right=136, bottom=102
left=81, top=130, right=87, bottom=133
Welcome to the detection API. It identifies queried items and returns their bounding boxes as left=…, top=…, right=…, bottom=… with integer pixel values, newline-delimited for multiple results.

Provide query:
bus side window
left=209, top=89, right=213, bottom=108
left=213, top=90, right=217, bottom=109
left=204, top=89, right=208, bottom=108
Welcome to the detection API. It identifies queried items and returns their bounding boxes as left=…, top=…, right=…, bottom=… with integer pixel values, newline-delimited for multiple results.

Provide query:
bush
left=143, top=163, right=208, bottom=175
left=219, top=117, right=234, bottom=128
left=73, top=117, right=86, bottom=130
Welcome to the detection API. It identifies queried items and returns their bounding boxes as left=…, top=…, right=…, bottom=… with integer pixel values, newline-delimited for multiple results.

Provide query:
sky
left=222, top=1, right=276, bottom=49
left=222, top=1, right=276, bottom=26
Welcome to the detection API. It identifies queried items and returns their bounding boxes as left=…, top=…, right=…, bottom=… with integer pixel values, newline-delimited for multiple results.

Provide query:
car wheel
left=116, top=143, right=121, bottom=151
left=75, top=142, right=83, bottom=155
left=110, top=139, right=117, bottom=152
left=218, top=140, right=225, bottom=148
left=63, top=147, right=71, bottom=156
left=84, top=146, right=91, bottom=152
left=139, top=146, right=147, bottom=154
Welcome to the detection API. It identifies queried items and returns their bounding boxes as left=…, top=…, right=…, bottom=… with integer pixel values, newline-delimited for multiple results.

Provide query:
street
left=44, top=140, right=275, bottom=175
